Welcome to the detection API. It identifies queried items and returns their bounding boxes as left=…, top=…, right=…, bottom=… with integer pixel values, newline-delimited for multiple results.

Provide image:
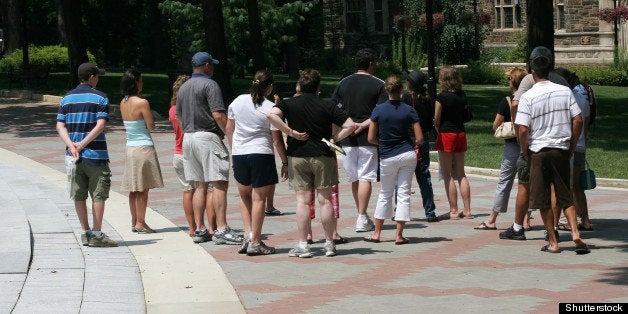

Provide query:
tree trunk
left=57, top=0, right=88, bottom=87
left=202, top=0, right=234, bottom=103
left=0, top=0, right=21, bottom=56
left=526, top=0, right=554, bottom=59
left=246, top=0, right=265, bottom=71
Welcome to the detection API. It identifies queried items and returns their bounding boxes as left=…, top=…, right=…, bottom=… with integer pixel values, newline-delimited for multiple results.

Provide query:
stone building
left=322, top=0, right=627, bottom=64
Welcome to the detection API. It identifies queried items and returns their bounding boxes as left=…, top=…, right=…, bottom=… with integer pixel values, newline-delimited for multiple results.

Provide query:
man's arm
left=332, top=117, right=356, bottom=143
left=413, top=122, right=424, bottom=146
left=517, top=125, right=529, bottom=160
left=212, top=111, right=228, bottom=135
left=272, top=130, right=289, bottom=181
left=267, top=107, right=308, bottom=141
left=56, top=121, right=79, bottom=159
left=225, top=118, right=235, bottom=149
left=367, top=120, right=378, bottom=145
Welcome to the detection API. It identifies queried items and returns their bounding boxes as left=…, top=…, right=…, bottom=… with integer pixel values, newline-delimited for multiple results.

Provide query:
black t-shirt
left=436, top=90, right=467, bottom=133
left=331, top=73, right=388, bottom=146
left=402, top=91, right=433, bottom=133
left=498, top=94, right=517, bottom=143
left=275, top=93, right=350, bottom=157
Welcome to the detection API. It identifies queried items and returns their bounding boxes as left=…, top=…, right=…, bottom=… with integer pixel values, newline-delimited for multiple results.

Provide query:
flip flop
left=557, top=222, right=571, bottom=231
left=574, top=239, right=591, bottom=255
left=540, top=244, right=561, bottom=253
left=264, top=207, right=283, bottom=216
left=333, top=236, right=349, bottom=244
left=474, top=222, right=497, bottom=230
left=363, top=235, right=380, bottom=243
left=395, top=237, right=409, bottom=245
left=577, top=223, right=594, bottom=231
left=136, top=227, right=156, bottom=234
left=461, top=213, right=474, bottom=219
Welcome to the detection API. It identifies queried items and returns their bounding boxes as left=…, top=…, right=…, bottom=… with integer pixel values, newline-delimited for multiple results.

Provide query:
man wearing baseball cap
left=56, top=62, right=117, bottom=247
left=176, top=51, right=244, bottom=245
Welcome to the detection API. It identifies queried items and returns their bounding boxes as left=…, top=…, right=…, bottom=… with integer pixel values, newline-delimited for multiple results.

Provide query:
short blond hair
left=438, top=67, right=462, bottom=92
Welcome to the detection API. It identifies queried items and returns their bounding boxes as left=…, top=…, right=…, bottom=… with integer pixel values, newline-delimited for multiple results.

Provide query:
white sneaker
left=355, top=216, right=375, bottom=232
left=324, top=242, right=336, bottom=257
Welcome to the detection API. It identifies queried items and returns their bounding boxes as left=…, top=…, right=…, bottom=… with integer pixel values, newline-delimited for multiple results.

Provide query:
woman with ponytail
left=226, top=70, right=287, bottom=255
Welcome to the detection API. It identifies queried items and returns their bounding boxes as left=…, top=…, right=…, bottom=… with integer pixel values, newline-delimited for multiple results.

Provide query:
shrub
left=460, top=61, right=506, bottom=85
left=568, top=65, right=628, bottom=86
left=0, top=45, right=97, bottom=73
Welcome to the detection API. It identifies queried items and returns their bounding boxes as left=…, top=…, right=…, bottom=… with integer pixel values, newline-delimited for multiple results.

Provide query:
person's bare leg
left=266, top=184, right=276, bottom=212
left=551, top=184, right=560, bottom=229
left=91, top=201, right=105, bottom=231
left=453, top=152, right=471, bottom=217
left=251, top=185, right=273, bottom=244
left=523, top=210, right=532, bottom=230
left=369, top=218, right=384, bottom=240
left=395, top=221, right=406, bottom=243
left=192, top=182, right=208, bottom=231
left=129, top=192, right=138, bottom=227
left=572, top=164, right=592, bottom=229
left=237, top=183, right=253, bottom=239
left=540, top=208, right=560, bottom=251
left=296, top=190, right=313, bottom=243
left=182, top=190, right=196, bottom=236
left=317, top=188, right=334, bottom=241
left=438, top=151, right=458, bottom=218
left=357, top=180, right=372, bottom=216
left=205, top=189, right=216, bottom=234
left=211, top=180, right=229, bottom=231
left=134, top=190, right=150, bottom=229
left=563, top=205, right=585, bottom=245
left=75, top=200, right=90, bottom=231
left=514, top=183, right=529, bottom=226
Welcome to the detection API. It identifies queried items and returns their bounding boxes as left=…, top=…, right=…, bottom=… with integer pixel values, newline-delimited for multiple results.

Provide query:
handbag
left=579, top=159, right=596, bottom=190
left=494, top=96, right=517, bottom=139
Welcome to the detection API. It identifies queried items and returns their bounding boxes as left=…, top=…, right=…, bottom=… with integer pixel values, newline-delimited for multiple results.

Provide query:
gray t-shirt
left=176, top=74, right=225, bottom=137
left=513, top=71, right=569, bottom=101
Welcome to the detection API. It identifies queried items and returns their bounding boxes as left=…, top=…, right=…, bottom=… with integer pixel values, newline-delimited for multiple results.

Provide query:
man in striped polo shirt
left=56, top=62, right=117, bottom=247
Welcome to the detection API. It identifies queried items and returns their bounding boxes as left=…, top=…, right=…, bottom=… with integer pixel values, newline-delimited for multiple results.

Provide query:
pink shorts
left=435, top=132, right=467, bottom=153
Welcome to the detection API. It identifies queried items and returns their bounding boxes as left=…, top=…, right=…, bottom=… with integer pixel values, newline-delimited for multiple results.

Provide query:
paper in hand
left=322, top=138, right=346, bottom=155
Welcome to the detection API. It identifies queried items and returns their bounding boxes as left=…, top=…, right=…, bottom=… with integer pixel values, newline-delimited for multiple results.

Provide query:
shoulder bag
left=579, top=159, right=596, bottom=190
left=494, top=96, right=516, bottom=139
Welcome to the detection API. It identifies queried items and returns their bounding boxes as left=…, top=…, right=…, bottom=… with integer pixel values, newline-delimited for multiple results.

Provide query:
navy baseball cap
left=192, top=52, right=219, bottom=67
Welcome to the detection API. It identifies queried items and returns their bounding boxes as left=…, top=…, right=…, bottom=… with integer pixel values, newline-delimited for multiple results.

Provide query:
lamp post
left=614, top=0, right=619, bottom=64
left=425, top=0, right=437, bottom=105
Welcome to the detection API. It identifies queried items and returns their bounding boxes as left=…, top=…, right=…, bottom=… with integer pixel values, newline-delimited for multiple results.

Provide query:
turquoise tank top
left=124, top=120, right=154, bottom=146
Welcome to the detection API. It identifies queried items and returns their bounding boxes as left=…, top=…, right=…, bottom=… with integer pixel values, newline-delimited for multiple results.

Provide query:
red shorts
left=435, top=132, right=467, bottom=153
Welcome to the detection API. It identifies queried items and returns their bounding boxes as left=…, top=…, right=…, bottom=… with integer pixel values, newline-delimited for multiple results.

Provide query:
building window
left=556, top=2, right=566, bottom=29
left=494, top=0, right=521, bottom=29
left=344, top=0, right=388, bottom=34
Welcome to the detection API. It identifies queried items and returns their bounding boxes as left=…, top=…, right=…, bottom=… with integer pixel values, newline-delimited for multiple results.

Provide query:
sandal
left=264, top=207, right=283, bottom=216
left=136, top=227, right=156, bottom=234
left=557, top=222, right=571, bottom=231
left=474, top=222, right=497, bottom=230
left=363, top=235, right=380, bottom=243
left=333, top=236, right=349, bottom=244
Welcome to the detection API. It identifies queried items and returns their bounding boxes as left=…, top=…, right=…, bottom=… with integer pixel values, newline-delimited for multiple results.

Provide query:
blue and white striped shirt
left=57, top=84, right=110, bottom=165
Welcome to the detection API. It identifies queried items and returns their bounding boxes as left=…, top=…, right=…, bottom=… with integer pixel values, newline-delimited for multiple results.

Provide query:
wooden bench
left=7, top=65, right=50, bottom=89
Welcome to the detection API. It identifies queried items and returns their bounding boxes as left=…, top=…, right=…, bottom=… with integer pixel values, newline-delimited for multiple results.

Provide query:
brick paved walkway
left=1, top=97, right=626, bottom=313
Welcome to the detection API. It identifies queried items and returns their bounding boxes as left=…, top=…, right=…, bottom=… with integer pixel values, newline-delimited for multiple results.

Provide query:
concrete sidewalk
left=1, top=95, right=627, bottom=313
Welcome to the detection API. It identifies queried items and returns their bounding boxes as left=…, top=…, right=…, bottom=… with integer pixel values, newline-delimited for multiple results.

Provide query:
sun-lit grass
left=2, top=74, right=626, bottom=179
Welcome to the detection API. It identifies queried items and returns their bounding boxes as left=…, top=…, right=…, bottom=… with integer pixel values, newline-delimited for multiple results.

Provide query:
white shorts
left=173, top=154, right=195, bottom=191
left=341, top=146, right=378, bottom=183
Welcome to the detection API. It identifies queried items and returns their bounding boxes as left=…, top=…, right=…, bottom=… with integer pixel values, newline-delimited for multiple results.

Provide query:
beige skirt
left=121, top=145, right=164, bottom=192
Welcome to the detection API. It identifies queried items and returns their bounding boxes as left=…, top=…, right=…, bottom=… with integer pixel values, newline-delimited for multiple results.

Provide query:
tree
left=525, top=0, right=554, bottom=59
left=246, top=0, right=265, bottom=71
left=56, top=0, right=88, bottom=86
left=0, top=0, right=22, bottom=56
left=202, top=0, right=234, bottom=102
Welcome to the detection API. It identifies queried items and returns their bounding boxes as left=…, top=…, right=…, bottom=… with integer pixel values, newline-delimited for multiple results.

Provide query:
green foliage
left=0, top=45, right=96, bottom=73
left=300, top=48, right=354, bottom=76
left=437, top=1, right=488, bottom=64
left=392, top=31, right=427, bottom=71
left=222, top=0, right=317, bottom=77
left=567, top=65, right=628, bottom=86
left=158, top=1, right=205, bottom=69
left=481, top=32, right=527, bottom=63
left=374, top=59, right=403, bottom=80
left=460, top=61, right=507, bottom=85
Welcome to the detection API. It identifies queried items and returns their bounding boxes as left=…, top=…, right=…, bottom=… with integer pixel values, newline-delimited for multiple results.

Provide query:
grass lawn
left=2, top=72, right=626, bottom=179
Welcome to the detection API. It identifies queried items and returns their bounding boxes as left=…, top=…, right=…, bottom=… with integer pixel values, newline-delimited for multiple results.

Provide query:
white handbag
left=494, top=96, right=517, bottom=140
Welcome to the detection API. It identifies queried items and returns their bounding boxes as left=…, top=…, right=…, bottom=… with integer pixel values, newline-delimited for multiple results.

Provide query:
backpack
left=581, top=82, right=597, bottom=127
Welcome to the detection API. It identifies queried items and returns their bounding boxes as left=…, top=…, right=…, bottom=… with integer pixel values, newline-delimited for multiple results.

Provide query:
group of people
left=56, top=45, right=592, bottom=256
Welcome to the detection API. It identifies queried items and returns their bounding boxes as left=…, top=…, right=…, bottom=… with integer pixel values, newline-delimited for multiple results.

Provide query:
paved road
left=1, top=95, right=627, bottom=313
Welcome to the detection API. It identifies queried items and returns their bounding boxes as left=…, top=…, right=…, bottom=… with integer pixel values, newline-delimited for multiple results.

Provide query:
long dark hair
left=250, top=70, right=273, bottom=106
left=120, top=68, right=142, bottom=97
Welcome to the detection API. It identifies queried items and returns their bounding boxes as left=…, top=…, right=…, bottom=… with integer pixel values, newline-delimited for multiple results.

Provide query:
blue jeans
left=414, top=140, right=436, bottom=218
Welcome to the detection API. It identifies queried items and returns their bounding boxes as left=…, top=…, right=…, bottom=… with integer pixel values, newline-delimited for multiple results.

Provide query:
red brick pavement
left=1, top=99, right=627, bottom=313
